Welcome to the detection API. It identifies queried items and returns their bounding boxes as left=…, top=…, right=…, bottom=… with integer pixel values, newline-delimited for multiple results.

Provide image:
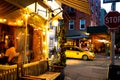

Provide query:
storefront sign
left=103, top=0, right=120, bottom=3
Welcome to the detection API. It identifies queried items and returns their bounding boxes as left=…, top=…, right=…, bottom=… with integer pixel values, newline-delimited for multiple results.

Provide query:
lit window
left=80, top=19, right=86, bottom=30
left=69, top=20, right=74, bottom=30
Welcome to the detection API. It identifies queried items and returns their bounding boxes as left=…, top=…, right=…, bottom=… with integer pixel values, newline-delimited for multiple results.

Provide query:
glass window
left=66, top=47, right=70, bottom=50
left=50, top=21, right=53, bottom=29
left=69, top=20, right=74, bottom=30
left=91, top=7, right=94, bottom=14
left=80, top=19, right=86, bottom=30
left=68, top=7, right=74, bottom=12
left=70, top=47, right=73, bottom=50
left=49, top=38, right=53, bottom=46
left=73, top=48, right=80, bottom=51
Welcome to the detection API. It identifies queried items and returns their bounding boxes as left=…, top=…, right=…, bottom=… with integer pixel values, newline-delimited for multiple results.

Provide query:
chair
left=8, top=56, right=18, bottom=65
left=0, top=56, right=8, bottom=64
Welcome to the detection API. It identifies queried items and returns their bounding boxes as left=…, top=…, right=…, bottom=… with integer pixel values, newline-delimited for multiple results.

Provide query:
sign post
left=111, top=2, right=116, bottom=65
left=104, top=4, right=120, bottom=65
left=104, top=2, right=120, bottom=80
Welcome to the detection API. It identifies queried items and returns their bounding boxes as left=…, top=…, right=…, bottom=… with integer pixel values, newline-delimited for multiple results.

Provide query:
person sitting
left=0, top=41, right=8, bottom=64
left=0, top=41, right=6, bottom=56
left=5, top=41, right=19, bottom=65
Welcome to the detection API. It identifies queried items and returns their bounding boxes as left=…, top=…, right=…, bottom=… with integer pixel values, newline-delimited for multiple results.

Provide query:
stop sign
left=104, top=11, right=120, bottom=29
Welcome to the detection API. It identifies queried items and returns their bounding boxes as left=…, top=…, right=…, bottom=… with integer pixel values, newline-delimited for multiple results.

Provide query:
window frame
left=80, top=19, right=86, bottom=30
left=68, top=7, right=75, bottom=12
left=69, top=20, right=74, bottom=30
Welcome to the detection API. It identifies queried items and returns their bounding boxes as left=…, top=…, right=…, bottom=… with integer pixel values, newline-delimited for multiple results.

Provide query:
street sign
left=103, top=0, right=120, bottom=3
left=104, top=11, right=120, bottom=29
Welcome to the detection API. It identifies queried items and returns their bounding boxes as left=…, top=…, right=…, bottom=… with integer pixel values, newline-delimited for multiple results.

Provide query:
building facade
left=62, top=0, right=101, bottom=50
left=87, top=4, right=110, bottom=55
left=100, top=8, right=107, bottom=26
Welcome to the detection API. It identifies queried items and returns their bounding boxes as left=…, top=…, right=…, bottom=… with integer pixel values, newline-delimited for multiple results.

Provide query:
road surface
left=64, top=57, right=111, bottom=80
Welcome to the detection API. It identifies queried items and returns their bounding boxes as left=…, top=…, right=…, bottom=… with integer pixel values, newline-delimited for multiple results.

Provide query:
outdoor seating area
left=0, top=60, right=61, bottom=80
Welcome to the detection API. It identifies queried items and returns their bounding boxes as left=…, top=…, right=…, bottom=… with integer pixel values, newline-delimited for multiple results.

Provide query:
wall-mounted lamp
left=52, top=20, right=58, bottom=26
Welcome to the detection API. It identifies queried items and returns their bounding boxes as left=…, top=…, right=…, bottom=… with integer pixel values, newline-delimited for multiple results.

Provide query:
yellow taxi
left=64, top=46, right=95, bottom=60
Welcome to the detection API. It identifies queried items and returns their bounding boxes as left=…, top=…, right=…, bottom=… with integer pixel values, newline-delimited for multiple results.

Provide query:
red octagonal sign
left=104, top=11, right=120, bottom=29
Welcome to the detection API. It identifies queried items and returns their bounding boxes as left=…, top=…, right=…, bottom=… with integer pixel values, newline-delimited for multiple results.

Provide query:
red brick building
left=62, top=0, right=101, bottom=50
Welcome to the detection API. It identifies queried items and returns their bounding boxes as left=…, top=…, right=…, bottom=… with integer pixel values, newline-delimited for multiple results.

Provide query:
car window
left=74, top=47, right=83, bottom=52
left=73, top=48, right=79, bottom=51
left=70, top=47, right=73, bottom=50
left=65, top=46, right=83, bottom=52
left=65, top=47, right=70, bottom=50
left=65, top=46, right=73, bottom=51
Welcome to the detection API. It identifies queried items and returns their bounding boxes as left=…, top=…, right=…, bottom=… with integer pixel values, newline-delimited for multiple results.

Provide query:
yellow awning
left=56, top=0, right=91, bottom=15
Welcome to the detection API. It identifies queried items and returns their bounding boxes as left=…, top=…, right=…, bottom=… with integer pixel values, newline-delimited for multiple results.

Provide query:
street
left=64, top=56, right=114, bottom=80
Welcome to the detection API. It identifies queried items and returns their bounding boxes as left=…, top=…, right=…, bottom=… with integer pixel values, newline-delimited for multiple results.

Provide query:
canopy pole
left=24, top=13, right=29, bottom=63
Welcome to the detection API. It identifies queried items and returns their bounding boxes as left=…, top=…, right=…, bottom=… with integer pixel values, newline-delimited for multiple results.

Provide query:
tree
left=58, top=23, right=67, bottom=67
left=54, top=22, right=67, bottom=67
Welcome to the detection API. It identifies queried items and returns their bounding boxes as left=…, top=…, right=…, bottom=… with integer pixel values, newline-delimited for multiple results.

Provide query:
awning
left=5, top=0, right=52, bottom=11
left=56, top=0, right=91, bottom=15
left=67, top=35, right=89, bottom=39
left=66, top=30, right=89, bottom=39
left=0, top=0, right=20, bottom=18
left=87, top=25, right=108, bottom=34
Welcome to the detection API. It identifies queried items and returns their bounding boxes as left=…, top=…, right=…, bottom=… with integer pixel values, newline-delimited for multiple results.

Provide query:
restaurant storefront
left=0, top=2, right=50, bottom=64
left=0, top=14, right=46, bottom=63
left=87, top=25, right=111, bottom=55
left=0, top=0, right=64, bottom=63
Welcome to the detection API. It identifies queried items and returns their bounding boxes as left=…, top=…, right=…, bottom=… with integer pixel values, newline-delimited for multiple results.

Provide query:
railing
left=0, top=65, right=17, bottom=80
left=0, top=60, right=49, bottom=80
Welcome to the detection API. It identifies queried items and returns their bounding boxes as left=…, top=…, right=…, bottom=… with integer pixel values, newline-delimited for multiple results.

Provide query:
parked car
left=64, top=46, right=95, bottom=60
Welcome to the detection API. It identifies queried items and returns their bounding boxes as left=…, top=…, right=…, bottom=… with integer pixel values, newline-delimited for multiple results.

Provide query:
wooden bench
left=21, top=71, right=60, bottom=80
left=18, top=60, right=61, bottom=80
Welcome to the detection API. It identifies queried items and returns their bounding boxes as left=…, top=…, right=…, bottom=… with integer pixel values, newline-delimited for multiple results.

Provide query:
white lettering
left=109, top=17, right=113, bottom=23
left=105, top=16, right=120, bottom=24
left=105, top=17, right=109, bottom=23
left=113, top=17, right=117, bottom=23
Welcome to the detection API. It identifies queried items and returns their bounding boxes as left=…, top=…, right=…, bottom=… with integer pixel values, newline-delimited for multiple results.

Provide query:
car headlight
left=89, top=52, right=94, bottom=56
